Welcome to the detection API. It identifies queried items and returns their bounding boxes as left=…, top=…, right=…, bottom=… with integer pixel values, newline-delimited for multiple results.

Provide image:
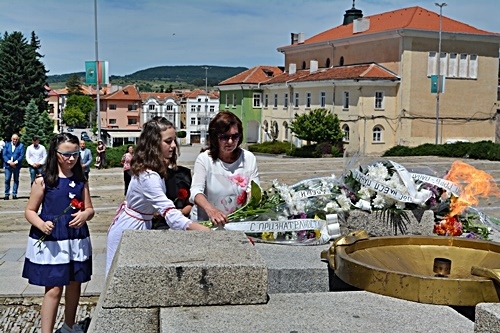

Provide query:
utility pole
left=94, top=0, right=101, bottom=142
left=434, top=2, right=447, bottom=145
left=202, top=66, right=209, bottom=145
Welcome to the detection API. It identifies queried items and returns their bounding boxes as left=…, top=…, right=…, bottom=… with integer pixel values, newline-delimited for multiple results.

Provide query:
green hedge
left=383, top=141, right=500, bottom=161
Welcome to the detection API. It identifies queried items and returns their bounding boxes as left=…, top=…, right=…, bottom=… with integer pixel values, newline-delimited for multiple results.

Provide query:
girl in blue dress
left=22, top=133, right=94, bottom=333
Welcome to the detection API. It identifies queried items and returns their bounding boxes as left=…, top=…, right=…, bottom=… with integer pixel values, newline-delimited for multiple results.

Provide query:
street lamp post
left=435, top=2, right=447, bottom=145
left=94, top=0, right=101, bottom=142
left=202, top=66, right=209, bottom=145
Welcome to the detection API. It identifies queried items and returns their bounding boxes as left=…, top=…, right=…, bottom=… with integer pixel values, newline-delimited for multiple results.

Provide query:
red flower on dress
left=236, top=191, right=247, bottom=206
left=35, top=198, right=85, bottom=248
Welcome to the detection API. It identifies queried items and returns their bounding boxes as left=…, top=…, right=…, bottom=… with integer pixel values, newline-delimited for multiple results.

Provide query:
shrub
left=248, top=141, right=292, bottom=155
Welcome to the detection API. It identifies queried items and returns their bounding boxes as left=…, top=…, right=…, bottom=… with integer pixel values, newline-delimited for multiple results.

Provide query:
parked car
left=81, top=132, right=91, bottom=142
left=67, top=127, right=74, bottom=132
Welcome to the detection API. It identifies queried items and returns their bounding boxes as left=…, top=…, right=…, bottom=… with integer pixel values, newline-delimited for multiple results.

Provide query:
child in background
left=22, top=133, right=94, bottom=333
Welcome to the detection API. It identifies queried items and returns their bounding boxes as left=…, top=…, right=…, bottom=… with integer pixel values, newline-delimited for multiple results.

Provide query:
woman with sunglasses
left=106, top=117, right=210, bottom=276
left=22, top=133, right=94, bottom=333
left=190, top=111, right=260, bottom=225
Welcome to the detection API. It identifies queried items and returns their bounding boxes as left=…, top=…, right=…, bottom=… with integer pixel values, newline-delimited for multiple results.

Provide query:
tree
left=62, top=105, right=86, bottom=127
left=65, top=95, right=95, bottom=126
left=66, top=73, right=83, bottom=96
left=289, top=108, right=344, bottom=144
left=22, top=99, right=55, bottom=147
left=0, top=31, right=48, bottom=139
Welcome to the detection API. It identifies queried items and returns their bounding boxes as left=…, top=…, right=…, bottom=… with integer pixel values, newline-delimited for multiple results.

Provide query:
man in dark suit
left=3, top=134, right=25, bottom=200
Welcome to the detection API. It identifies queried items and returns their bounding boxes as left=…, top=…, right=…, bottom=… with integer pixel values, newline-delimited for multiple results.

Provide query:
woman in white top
left=106, top=117, right=210, bottom=276
left=190, top=111, right=260, bottom=226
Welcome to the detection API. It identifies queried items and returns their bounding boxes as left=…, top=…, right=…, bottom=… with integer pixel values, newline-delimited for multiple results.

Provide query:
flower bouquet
left=202, top=180, right=332, bottom=245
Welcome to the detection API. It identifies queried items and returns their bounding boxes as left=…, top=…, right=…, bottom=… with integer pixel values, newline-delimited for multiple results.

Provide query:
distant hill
left=46, top=65, right=247, bottom=88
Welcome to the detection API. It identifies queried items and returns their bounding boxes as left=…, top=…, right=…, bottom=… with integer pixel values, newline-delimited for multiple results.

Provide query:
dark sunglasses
left=218, top=133, right=241, bottom=142
left=57, top=150, right=80, bottom=159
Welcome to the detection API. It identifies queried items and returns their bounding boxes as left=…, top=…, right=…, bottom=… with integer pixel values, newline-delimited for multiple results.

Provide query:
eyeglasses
left=57, top=150, right=80, bottom=159
left=218, top=133, right=241, bottom=142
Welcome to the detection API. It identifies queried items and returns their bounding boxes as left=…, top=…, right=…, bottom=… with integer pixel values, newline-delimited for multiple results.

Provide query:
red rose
left=177, top=188, right=189, bottom=201
left=71, top=198, right=85, bottom=210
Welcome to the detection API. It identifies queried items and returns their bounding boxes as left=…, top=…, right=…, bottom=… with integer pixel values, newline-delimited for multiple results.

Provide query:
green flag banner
left=85, top=61, right=109, bottom=85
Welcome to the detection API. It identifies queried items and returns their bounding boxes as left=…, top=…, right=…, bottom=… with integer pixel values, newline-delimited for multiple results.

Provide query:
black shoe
left=3, top=196, right=9, bottom=200
left=12, top=196, right=18, bottom=200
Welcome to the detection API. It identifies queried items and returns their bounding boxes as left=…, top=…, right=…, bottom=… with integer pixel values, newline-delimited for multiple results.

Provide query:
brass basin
left=321, top=230, right=500, bottom=306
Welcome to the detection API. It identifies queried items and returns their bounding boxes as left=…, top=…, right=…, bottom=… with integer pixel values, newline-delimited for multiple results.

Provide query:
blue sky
left=1, top=0, right=498, bottom=76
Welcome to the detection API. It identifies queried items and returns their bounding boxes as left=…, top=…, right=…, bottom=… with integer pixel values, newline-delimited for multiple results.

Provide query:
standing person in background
left=96, top=140, right=106, bottom=169
left=106, top=117, right=210, bottom=276
left=120, top=145, right=134, bottom=195
left=0, top=137, right=5, bottom=169
left=22, top=133, right=94, bottom=333
left=3, top=133, right=25, bottom=200
left=26, top=136, right=47, bottom=186
left=190, top=111, right=260, bottom=225
left=79, top=140, right=92, bottom=181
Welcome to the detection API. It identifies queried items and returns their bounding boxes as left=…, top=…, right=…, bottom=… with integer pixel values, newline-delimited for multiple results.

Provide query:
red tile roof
left=291, top=6, right=498, bottom=47
left=263, top=63, right=398, bottom=85
left=219, top=66, right=284, bottom=85
left=101, top=85, right=141, bottom=100
left=140, top=92, right=177, bottom=101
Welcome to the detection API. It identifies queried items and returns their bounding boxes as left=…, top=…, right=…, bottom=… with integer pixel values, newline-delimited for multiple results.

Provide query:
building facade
left=218, top=5, right=500, bottom=155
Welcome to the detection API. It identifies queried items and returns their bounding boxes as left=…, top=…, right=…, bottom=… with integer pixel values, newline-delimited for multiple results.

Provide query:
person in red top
left=120, top=145, right=134, bottom=195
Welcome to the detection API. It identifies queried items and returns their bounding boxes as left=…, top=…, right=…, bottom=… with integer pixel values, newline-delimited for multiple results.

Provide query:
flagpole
left=94, top=0, right=101, bottom=142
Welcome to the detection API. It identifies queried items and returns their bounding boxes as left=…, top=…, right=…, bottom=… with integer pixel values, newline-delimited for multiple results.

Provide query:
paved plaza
left=2, top=145, right=500, bottom=331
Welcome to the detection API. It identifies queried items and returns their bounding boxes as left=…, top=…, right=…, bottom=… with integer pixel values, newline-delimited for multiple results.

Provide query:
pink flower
left=229, top=174, right=249, bottom=189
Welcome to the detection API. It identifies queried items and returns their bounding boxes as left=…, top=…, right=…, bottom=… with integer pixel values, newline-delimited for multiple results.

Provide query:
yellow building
left=219, top=5, right=500, bottom=155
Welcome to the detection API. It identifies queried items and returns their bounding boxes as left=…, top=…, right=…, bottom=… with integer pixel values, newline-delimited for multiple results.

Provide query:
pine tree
left=23, top=99, right=56, bottom=147
left=66, top=73, right=83, bottom=96
left=0, top=31, right=48, bottom=139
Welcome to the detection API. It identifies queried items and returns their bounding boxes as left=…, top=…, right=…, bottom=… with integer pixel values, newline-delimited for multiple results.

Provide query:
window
left=128, top=104, right=137, bottom=111
left=148, top=104, right=155, bottom=110
left=197, top=117, right=201, bottom=125
left=253, top=93, right=261, bottom=107
left=166, top=105, right=173, bottom=111
left=264, top=94, right=269, bottom=108
left=273, top=94, right=278, bottom=108
left=459, top=53, right=468, bottom=78
left=225, top=94, right=229, bottom=107
left=342, top=124, right=349, bottom=142
left=294, top=92, right=299, bottom=108
left=109, top=119, right=116, bottom=124
left=325, top=58, right=331, bottom=67
left=342, top=91, right=349, bottom=109
left=427, top=51, right=437, bottom=76
left=109, top=104, right=117, bottom=110
left=374, top=91, right=384, bottom=109
left=197, top=105, right=201, bottom=112
left=191, top=105, right=196, bottom=112
left=320, top=91, right=326, bottom=107
left=448, top=53, right=458, bottom=78
left=210, top=105, right=215, bottom=112
left=306, top=92, right=311, bottom=108
left=128, top=118, right=138, bottom=125
left=190, top=117, right=196, bottom=125
left=232, top=93, right=237, bottom=107
left=372, top=125, right=383, bottom=142
left=284, top=93, right=288, bottom=108
left=469, top=54, right=478, bottom=79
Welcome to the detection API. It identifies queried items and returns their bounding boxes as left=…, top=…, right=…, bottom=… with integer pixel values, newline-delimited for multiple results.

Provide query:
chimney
left=291, top=33, right=298, bottom=45
left=289, top=63, right=296, bottom=75
left=353, top=18, right=370, bottom=33
left=310, top=60, right=318, bottom=73
left=297, top=32, right=305, bottom=44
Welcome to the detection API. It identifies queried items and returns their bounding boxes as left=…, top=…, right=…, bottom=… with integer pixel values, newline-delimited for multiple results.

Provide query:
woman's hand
left=206, top=207, right=228, bottom=226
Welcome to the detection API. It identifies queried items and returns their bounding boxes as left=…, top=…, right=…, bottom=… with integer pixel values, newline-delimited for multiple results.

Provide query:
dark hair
left=130, top=117, right=174, bottom=177
left=44, top=133, right=85, bottom=187
left=207, top=111, right=243, bottom=162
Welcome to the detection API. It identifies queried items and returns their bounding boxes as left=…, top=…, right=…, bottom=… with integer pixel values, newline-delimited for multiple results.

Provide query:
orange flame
left=444, top=160, right=500, bottom=217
